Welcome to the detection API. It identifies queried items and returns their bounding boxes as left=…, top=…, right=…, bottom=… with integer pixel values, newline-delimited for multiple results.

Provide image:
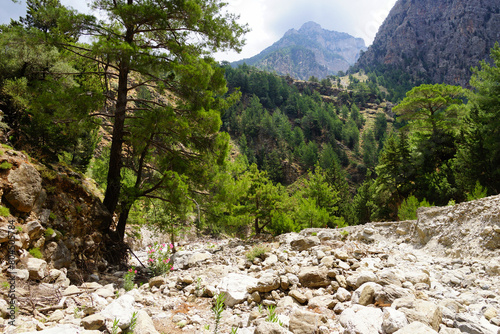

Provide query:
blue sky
left=1, top=0, right=398, bottom=62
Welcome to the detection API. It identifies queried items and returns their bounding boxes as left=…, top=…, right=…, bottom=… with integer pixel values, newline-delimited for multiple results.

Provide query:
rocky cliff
left=356, top=0, right=500, bottom=86
left=233, top=22, right=366, bottom=80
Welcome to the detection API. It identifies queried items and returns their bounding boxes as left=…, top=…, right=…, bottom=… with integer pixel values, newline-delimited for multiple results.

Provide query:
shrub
left=29, top=248, right=43, bottom=259
left=467, top=181, right=488, bottom=201
left=147, top=242, right=173, bottom=276
left=123, top=267, right=136, bottom=291
left=245, top=245, right=270, bottom=262
left=0, top=206, right=10, bottom=217
left=398, top=195, right=432, bottom=220
left=45, top=228, right=55, bottom=238
left=0, top=161, right=12, bottom=170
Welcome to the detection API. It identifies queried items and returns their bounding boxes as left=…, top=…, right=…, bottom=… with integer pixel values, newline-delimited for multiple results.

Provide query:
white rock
left=393, top=321, right=438, bottom=334
left=101, top=294, right=136, bottom=329
left=217, top=273, right=259, bottom=307
left=26, top=258, right=47, bottom=280
left=339, top=305, right=383, bottom=334
left=382, top=307, right=409, bottom=334
left=134, top=310, right=159, bottom=334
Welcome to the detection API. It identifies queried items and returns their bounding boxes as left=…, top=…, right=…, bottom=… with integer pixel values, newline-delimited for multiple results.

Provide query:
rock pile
left=1, top=195, right=499, bottom=334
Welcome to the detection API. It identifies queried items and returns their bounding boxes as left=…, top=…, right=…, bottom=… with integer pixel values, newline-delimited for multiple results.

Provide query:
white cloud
left=0, top=0, right=398, bottom=62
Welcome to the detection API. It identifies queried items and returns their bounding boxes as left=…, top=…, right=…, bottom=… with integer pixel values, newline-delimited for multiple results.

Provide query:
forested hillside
left=0, top=0, right=499, bottom=244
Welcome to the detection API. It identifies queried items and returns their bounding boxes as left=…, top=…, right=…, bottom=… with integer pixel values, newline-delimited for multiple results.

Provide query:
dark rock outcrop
left=356, top=0, right=500, bottom=86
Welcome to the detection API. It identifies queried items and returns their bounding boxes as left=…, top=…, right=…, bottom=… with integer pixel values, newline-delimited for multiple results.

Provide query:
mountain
left=356, top=0, right=500, bottom=86
left=232, top=22, right=366, bottom=80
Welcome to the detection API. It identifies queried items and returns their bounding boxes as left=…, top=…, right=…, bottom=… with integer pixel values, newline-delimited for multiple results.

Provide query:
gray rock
left=51, top=241, right=71, bottom=269
left=290, top=236, right=320, bottom=251
left=26, top=220, right=44, bottom=240
left=81, top=314, right=106, bottom=330
left=101, top=294, right=136, bottom=329
left=134, top=310, right=160, bottom=334
left=217, top=273, right=259, bottom=307
left=26, top=257, right=47, bottom=280
left=289, top=308, right=326, bottom=334
left=393, top=321, right=438, bottom=334
left=339, top=305, right=383, bottom=334
left=298, top=266, right=329, bottom=288
left=382, top=307, right=409, bottom=334
left=5, top=163, right=42, bottom=212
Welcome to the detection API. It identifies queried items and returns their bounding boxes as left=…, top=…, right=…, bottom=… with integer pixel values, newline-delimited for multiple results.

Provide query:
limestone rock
left=101, top=294, right=136, bottom=329
left=254, top=320, right=290, bottom=334
left=288, top=290, right=308, bottom=304
left=289, top=308, right=326, bottom=334
left=339, top=305, right=383, bottom=334
left=20, top=324, right=81, bottom=334
left=26, top=257, right=47, bottom=280
left=148, top=276, right=166, bottom=288
left=26, top=220, right=44, bottom=240
left=217, top=273, right=259, bottom=307
left=81, top=314, right=106, bottom=330
left=134, top=310, right=160, bottom=334
left=5, top=163, right=42, bottom=213
left=298, top=266, right=329, bottom=288
left=187, top=252, right=212, bottom=267
left=290, top=236, right=320, bottom=251
left=382, top=307, right=409, bottom=334
left=393, top=296, right=442, bottom=331
left=249, top=272, right=280, bottom=293
left=393, top=321, right=438, bottom=334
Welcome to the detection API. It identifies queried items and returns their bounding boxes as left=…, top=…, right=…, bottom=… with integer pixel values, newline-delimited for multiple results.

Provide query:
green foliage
left=123, top=267, right=136, bottom=291
left=0, top=206, right=10, bottom=217
left=398, top=196, right=432, bottom=221
left=212, top=293, right=226, bottom=334
left=44, top=227, right=55, bottom=237
left=0, top=161, right=12, bottom=170
left=146, top=242, right=173, bottom=276
left=29, top=247, right=43, bottom=259
left=245, top=245, right=270, bottom=262
left=466, top=181, right=488, bottom=202
left=266, top=305, right=284, bottom=326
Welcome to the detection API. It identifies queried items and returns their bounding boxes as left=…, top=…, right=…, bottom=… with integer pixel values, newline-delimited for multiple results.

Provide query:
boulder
left=217, top=273, right=259, bottom=307
left=101, top=294, right=136, bottom=329
left=393, top=321, right=438, bottom=334
left=5, top=163, right=42, bottom=213
left=81, top=313, right=106, bottom=330
left=298, top=266, right=329, bottom=288
left=339, top=305, right=384, bottom=334
left=26, top=257, right=47, bottom=280
left=393, top=296, right=442, bottom=331
left=290, top=236, right=320, bottom=251
left=134, top=310, right=160, bottom=334
left=26, top=220, right=44, bottom=240
left=248, top=272, right=280, bottom=293
left=51, top=241, right=71, bottom=269
left=289, top=308, right=327, bottom=334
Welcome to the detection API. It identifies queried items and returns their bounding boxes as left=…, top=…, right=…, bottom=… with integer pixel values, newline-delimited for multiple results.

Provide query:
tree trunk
left=116, top=201, right=133, bottom=241
left=101, top=26, right=133, bottom=232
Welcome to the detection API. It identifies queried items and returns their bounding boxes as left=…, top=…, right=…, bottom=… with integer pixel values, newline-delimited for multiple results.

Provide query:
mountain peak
left=299, top=21, right=323, bottom=32
left=232, top=23, right=366, bottom=80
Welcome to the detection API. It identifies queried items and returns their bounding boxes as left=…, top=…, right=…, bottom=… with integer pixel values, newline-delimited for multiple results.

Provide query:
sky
left=1, top=0, right=398, bottom=62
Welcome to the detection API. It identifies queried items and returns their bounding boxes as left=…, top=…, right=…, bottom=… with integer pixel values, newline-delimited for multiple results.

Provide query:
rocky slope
left=233, top=22, right=366, bottom=80
left=356, top=0, right=500, bottom=86
left=2, top=194, right=499, bottom=334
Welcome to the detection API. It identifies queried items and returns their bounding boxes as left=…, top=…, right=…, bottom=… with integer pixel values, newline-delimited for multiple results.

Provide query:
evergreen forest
left=0, top=0, right=499, bottom=248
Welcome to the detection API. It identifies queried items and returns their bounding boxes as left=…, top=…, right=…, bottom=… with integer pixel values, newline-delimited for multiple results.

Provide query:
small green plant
left=311, top=232, right=317, bottom=236
left=49, top=212, right=57, bottom=220
left=195, top=276, right=204, bottom=296
left=74, top=306, right=82, bottom=318
left=1, top=281, right=9, bottom=290
left=129, top=311, right=138, bottom=332
left=0, top=161, right=12, bottom=170
left=245, top=245, right=269, bottom=262
left=123, top=267, right=136, bottom=291
left=467, top=181, right=488, bottom=201
left=339, top=230, right=349, bottom=240
left=257, top=304, right=263, bottom=313
left=266, top=305, right=284, bottom=326
left=398, top=195, right=432, bottom=220
left=41, top=169, right=58, bottom=181
left=76, top=205, right=83, bottom=214
left=45, top=227, right=55, bottom=238
left=203, top=324, right=210, bottom=331
left=230, top=327, right=238, bottom=334
left=212, top=293, right=226, bottom=334
left=0, top=206, right=10, bottom=217
left=29, top=248, right=43, bottom=259
left=15, top=226, right=23, bottom=233
left=111, top=318, right=120, bottom=334
left=147, top=242, right=174, bottom=276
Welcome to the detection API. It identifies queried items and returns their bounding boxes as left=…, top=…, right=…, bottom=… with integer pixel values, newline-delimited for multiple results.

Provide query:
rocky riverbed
left=1, top=195, right=499, bottom=334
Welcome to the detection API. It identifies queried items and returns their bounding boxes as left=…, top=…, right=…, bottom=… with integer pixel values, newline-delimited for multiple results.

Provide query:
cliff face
left=233, top=22, right=366, bottom=80
left=356, top=0, right=500, bottom=86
